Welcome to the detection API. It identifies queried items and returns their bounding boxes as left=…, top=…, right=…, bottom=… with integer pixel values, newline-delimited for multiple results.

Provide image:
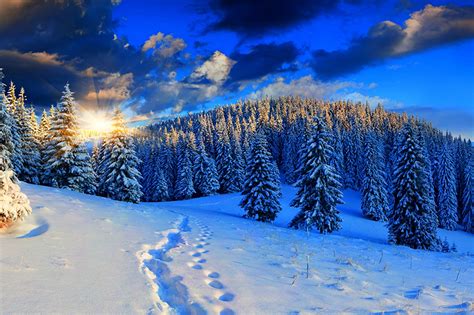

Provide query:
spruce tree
left=99, top=109, right=142, bottom=203
left=38, top=109, right=51, bottom=145
left=240, top=133, right=281, bottom=222
left=154, top=145, right=171, bottom=201
left=215, top=120, right=239, bottom=193
left=437, top=143, right=458, bottom=230
left=0, top=70, right=31, bottom=228
left=152, top=168, right=170, bottom=201
left=0, top=156, right=32, bottom=228
left=4, top=82, right=23, bottom=175
left=6, top=81, right=17, bottom=113
left=15, top=91, right=40, bottom=184
left=361, top=132, right=389, bottom=221
left=175, top=133, right=196, bottom=200
left=91, top=143, right=100, bottom=173
left=389, top=121, right=439, bottom=250
left=43, top=84, right=95, bottom=191
left=69, top=144, right=97, bottom=194
left=230, top=128, right=245, bottom=190
left=343, top=129, right=358, bottom=190
left=289, top=117, right=343, bottom=233
left=194, top=137, right=219, bottom=196
left=461, top=154, right=473, bottom=232
left=0, top=71, right=15, bottom=169
left=138, top=144, right=155, bottom=201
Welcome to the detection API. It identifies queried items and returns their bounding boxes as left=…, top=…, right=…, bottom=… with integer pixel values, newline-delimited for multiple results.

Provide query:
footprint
left=50, top=256, right=71, bottom=268
left=195, top=244, right=204, bottom=249
left=192, top=264, right=203, bottom=270
left=220, top=308, right=235, bottom=315
left=191, top=252, right=201, bottom=257
left=219, top=293, right=235, bottom=302
left=208, top=272, right=220, bottom=279
left=404, top=288, right=422, bottom=299
left=208, top=280, right=224, bottom=289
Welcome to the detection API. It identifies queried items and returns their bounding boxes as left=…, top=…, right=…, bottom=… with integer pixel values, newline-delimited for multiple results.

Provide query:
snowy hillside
left=2, top=184, right=473, bottom=314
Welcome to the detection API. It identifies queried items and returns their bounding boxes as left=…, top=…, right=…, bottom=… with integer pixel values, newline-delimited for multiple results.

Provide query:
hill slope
left=1, top=183, right=473, bottom=314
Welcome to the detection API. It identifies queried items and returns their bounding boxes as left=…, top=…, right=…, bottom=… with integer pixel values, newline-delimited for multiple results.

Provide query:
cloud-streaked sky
left=0, top=0, right=473, bottom=137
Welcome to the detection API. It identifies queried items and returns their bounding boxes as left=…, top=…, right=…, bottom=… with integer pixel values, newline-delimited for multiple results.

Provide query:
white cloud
left=396, top=4, right=474, bottom=54
left=340, top=92, right=403, bottom=109
left=248, top=75, right=356, bottom=100
left=142, top=32, right=186, bottom=58
left=190, top=51, right=236, bottom=84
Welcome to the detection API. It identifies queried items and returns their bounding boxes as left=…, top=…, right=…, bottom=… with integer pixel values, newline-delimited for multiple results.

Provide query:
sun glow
left=79, top=109, right=113, bottom=138
left=89, top=118, right=113, bottom=133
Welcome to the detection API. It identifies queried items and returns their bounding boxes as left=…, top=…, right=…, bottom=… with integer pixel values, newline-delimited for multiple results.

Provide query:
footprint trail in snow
left=188, top=219, right=236, bottom=315
left=136, top=215, right=205, bottom=314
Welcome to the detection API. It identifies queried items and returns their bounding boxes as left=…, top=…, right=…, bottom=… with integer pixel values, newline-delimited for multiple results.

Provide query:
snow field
left=1, top=183, right=473, bottom=314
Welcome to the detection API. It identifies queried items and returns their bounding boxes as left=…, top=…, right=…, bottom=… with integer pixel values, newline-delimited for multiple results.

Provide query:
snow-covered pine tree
left=230, top=128, right=245, bottom=190
left=28, top=107, right=39, bottom=139
left=68, top=143, right=97, bottom=194
left=240, top=132, right=281, bottom=222
left=461, top=152, right=473, bottom=232
left=95, top=139, right=109, bottom=196
left=38, top=109, right=52, bottom=185
left=0, top=156, right=32, bottom=229
left=4, top=82, right=23, bottom=175
left=151, top=167, right=169, bottom=201
left=43, top=84, right=95, bottom=191
left=437, top=142, right=458, bottom=230
left=49, top=104, right=56, bottom=120
left=15, top=91, right=40, bottom=184
left=0, top=70, right=15, bottom=168
left=282, top=118, right=308, bottom=184
left=141, top=143, right=168, bottom=202
left=38, top=109, right=50, bottom=144
left=331, top=123, right=344, bottom=178
left=215, top=115, right=240, bottom=193
left=99, top=109, right=142, bottom=203
left=289, top=117, right=343, bottom=233
left=91, top=143, right=100, bottom=173
left=0, top=71, right=31, bottom=228
left=162, top=136, right=177, bottom=198
left=194, top=136, right=219, bottom=196
left=6, top=81, right=17, bottom=114
left=420, top=128, right=439, bottom=237
left=361, top=132, right=389, bottom=221
left=137, top=143, right=154, bottom=201
left=454, top=139, right=465, bottom=222
left=343, top=128, right=358, bottom=190
left=389, top=121, right=439, bottom=250
left=175, top=133, right=196, bottom=200
left=153, top=145, right=171, bottom=201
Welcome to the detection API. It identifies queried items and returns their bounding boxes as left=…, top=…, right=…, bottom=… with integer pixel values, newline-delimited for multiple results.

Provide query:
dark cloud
left=204, top=0, right=339, bottom=37
left=312, top=4, right=474, bottom=79
left=201, top=0, right=375, bottom=37
left=0, top=0, right=182, bottom=110
left=0, top=50, right=92, bottom=106
left=227, top=42, right=299, bottom=85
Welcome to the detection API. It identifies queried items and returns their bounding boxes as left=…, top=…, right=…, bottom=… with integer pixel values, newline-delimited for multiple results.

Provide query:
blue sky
left=0, top=0, right=473, bottom=137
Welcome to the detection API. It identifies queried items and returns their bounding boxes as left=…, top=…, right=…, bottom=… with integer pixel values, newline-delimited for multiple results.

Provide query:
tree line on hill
left=0, top=68, right=472, bottom=251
